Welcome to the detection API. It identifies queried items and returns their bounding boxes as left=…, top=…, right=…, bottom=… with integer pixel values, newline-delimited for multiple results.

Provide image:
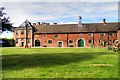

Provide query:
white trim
left=76, top=38, right=85, bottom=47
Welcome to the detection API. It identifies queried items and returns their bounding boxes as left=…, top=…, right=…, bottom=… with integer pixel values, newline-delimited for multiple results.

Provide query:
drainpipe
left=67, top=34, right=68, bottom=47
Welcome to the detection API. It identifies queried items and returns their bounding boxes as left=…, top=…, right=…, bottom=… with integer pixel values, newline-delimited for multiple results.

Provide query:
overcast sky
left=0, top=0, right=119, bottom=38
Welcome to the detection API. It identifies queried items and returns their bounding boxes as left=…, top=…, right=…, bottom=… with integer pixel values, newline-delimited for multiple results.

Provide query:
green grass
left=1, top=48, right=118, bottom=78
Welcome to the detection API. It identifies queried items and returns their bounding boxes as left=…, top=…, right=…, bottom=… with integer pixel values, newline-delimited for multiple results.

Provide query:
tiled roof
left=33, top=22, right=118, bottom=33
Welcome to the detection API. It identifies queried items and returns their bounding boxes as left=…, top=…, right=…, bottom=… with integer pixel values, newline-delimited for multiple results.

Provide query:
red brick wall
left=13, top=29, right=33, bottom=47
left=34, top=32, right=117, bottom=47
left=14, top=29, right=117, bottom=47
left=117, top=30, right=120, bottom=43
left=34, top=34, right=68, bottom=47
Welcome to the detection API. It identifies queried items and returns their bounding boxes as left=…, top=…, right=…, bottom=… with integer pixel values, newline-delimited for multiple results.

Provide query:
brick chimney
left=54, top=23, right=57, bottom=25
left=33, top=23, right=36, bottom=25
left=46, top=23, right=49, bottom=25
left=103, top=19, right=106, bottom=24
left=37, top=22, right=40, bottom=25
left=42, top=22, right=46, bottom=25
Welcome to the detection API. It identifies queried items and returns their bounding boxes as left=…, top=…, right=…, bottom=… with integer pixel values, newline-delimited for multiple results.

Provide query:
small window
left=69, top=40, right=73, bottom=44
left=55, top=35, right=58, bottom=38
left=100, top=33, right=105, bottom=37
left=88, top=40, right=92, bottom=43
left=16, top=38, right=18, bottom=43
left=16, top=31, right=18, bottom=35
left=21, top=30, right=24, bottom=34
left=48, top=40, right=52, bottom=44
left=28, top=38, right=30, bottom=43
left=79, top=33, right=82, bottom=36
left=42, top=34, right=46, bottom=37
left=88, top=33, right=93, bottom=36
left=109, top=33, right=114, bottom=36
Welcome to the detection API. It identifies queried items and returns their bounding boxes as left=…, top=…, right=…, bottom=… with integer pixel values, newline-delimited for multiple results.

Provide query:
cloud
left=1, top=2, right=118, bottom=38
left=2, top=2, right=118, bottom=27
left=2, top=0, right=120, bottom=2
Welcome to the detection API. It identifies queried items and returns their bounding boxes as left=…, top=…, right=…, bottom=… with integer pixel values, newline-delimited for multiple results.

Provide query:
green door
left=21, top=42, right=24, bottom=47
left=78, top=39, right=84, bottom=47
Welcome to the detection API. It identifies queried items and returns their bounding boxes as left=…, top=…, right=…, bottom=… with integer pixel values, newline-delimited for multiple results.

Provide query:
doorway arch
left=78, top=39, right=84, bottom=47
left=35, top=39, right=40, bottom=47
left=58, top=41, right=63, bottom=47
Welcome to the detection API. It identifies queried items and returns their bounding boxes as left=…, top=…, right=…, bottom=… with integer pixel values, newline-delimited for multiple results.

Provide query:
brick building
left=13, top=19, right=120, bottom=47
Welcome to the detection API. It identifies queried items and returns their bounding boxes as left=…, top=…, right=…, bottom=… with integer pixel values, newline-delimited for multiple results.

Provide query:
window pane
left=109, top=33, right=113, bottom=36
left=88, top=33, right=93, bottom=36
left=88, top=40, right=92, bottom=43
left=69, top=40, right=73, bottom=43
left=21, top=30, right=24, bottom=34
left=48, top=40, right=52, bottom=44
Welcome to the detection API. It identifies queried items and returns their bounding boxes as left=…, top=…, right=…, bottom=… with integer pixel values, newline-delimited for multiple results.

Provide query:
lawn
left=1, top=48, right=118, bottom=78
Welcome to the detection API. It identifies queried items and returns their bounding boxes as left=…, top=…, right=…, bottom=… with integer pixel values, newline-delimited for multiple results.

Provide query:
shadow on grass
left=2, top=52, right=109, bottom=70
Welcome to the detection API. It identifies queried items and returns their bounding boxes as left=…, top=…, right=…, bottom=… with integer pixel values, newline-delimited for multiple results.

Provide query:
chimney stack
left=33, top=23, right=36, bottom=25
left=42, top=22, right=46, bottom=25
left=54, top=23, right=57, bottom=25
left=37, top=22, right=40, bottom=25
left=103, top=19, right=106, bottom=24
left=46, top=23, right=49, bottom=25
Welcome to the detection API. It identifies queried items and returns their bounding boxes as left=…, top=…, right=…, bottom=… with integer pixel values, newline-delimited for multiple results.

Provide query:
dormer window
left=100, top=33, right=105, bottom=37
left=69, top=40, right=73, bottom=44
left=88, top=33, right=93, bottom=36
left=79, top=33, right=82, bottom=36
left=109, top=33, right=114, bottom=36
left=42, top=34, right=46, bottom=37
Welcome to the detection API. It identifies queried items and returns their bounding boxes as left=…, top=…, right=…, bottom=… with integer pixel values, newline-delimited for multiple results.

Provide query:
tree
left=0, top=7, right=13, bottom=33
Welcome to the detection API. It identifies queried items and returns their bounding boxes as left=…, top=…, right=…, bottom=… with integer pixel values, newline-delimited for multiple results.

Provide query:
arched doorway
left=78, top=39, right=84, bottom=47
left=58, top=42, right=62, bottom=47
left=35, top=39, right=40, bottom=47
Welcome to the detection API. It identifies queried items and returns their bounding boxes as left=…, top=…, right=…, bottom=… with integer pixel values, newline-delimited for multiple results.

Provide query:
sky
left=0, top=0, right=119, bottom=38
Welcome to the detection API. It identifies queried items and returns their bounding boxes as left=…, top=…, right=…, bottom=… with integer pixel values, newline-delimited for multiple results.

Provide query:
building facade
left=13, top=19, right=120, bottom=47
